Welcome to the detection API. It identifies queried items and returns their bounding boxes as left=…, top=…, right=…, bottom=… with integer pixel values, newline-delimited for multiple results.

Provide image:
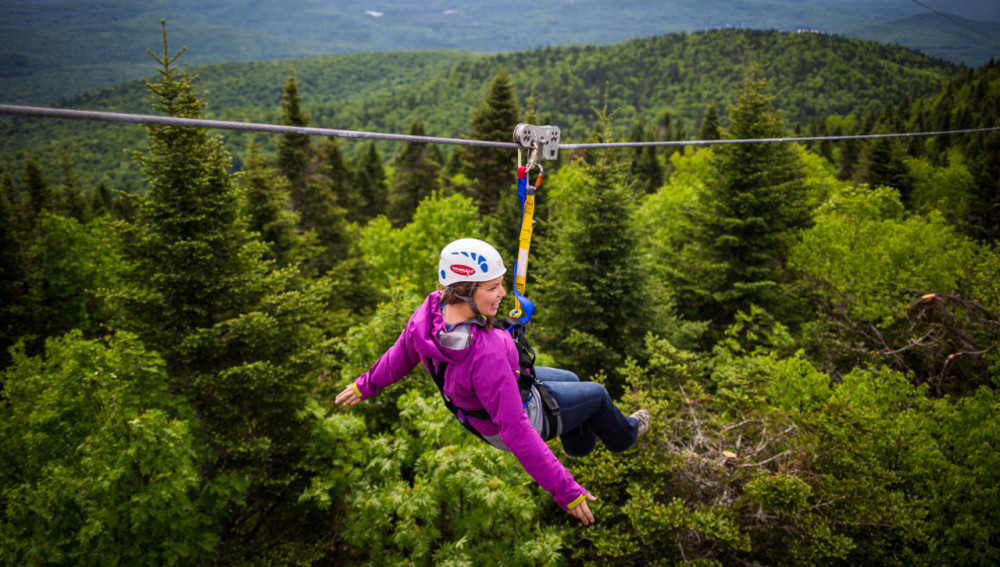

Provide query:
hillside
left=1, top=0, right=996, bottom=104
left=0, top=29, right=961, bottom=194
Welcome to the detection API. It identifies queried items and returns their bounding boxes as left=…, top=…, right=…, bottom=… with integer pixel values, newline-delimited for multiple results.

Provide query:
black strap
left=425, top=357, right=489, bottom=441
left=425, top=355, right=562, bottom=442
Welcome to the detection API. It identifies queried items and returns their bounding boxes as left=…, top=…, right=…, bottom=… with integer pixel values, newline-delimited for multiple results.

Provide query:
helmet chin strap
left=451, top=286, right=481, bottom=316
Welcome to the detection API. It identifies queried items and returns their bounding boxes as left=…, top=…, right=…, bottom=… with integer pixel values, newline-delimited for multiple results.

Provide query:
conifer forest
left=2, top=18, right=1000, bottom=567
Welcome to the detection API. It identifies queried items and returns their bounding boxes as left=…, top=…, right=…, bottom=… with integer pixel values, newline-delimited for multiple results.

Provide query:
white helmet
left=438, top=238, right=507, bottom=286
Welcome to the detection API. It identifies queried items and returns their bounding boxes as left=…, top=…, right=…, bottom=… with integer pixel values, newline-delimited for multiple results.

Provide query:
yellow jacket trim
left=352, top=382, right=362, bottom=399
left=567, top=492, right=588, bottom=510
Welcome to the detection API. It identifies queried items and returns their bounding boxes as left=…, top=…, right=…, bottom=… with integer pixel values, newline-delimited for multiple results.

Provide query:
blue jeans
left=535, top=366, right=639, bottom=458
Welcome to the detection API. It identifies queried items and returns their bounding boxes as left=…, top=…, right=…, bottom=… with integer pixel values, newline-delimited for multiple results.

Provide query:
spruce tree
left=678, top=61, right=808, bottom=329
left=239, top=141, right=312, bottom=267
left=116, top=23, right=332, bottom=559
left=860, top=134, right=913, bottom=205
left=459, top=68, right=520, bottom=218
left=275, top=71, right=351, bottom=273
left=277, top=68, right=312, bottom=196
left=319, top=136, right=362, bottom=219
left=698, top=103, right=721, bottom=141
left=0, top=174, right=25, bottom=369
left=535, top=104, right=650, bottom=396
left=386, top=119, right=440, bottom=227
left=629, top=121, right=664, bottom=194
left=23, top=156, right=50, bottom=229
left=354, top=141, right=388, bottom=221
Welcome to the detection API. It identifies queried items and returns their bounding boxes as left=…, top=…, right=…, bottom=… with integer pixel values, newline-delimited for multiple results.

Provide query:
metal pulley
left=513, top=123, right=561, bottom=161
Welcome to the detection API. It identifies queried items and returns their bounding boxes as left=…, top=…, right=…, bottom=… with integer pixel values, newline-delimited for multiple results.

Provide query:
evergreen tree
left=274, top=74, right=352, bottom=274
left=90, top=181, right=114, bottom=218
left=860, top=128, right=913, bottom=205
left=677, top=61, right=808, bottom=329
left=353, top=141, right=388, bottom=222
left=239, top=141, right=312, bottom=267
left=535, top=104, right=650, bottom=396
left=459, top=68, right=520, bottom=218
left=23, top=156, right=50, bottom=229
left=698, top=103, right=721, bottom=141
left=57, top=151, right=89, bottom=223
left=967, top=129, right=1000, bottom=242
left=629, top=120, right=663, bottom=194
left=116, top=24, right=333, bottom=560
left=0, top=176, right=25, bottom=369
left=276, top=68, right=312, bottom=197
left=386, top=119, right=440, bottom=227
left=319, top=136, right=362, bottom=219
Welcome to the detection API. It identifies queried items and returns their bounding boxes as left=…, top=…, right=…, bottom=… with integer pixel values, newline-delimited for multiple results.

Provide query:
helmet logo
left=450, top=264, right=476, bottom=276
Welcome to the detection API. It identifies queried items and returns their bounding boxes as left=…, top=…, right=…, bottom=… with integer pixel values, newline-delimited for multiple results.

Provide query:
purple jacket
left=353, top=290, right=587, bottom=510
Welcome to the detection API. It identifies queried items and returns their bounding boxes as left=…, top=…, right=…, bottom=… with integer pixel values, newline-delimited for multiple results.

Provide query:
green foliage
left=0, top=331, right=216, bottom=566
left=23, top=213, right=122, bottom=342
left=342, top=390, right=567, bottom=566
left=359, top=191, right=482, bottom=293
left=788, top=184, right=997, bottom=391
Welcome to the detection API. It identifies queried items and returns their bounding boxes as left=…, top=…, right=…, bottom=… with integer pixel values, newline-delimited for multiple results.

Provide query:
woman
left=336, top=238, right=650, bottom=524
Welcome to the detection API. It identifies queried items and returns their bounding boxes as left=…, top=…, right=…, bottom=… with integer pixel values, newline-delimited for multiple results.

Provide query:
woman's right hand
left=568, top=493, right=597, bottom=525
left=335, top=383, right=362, bottom=406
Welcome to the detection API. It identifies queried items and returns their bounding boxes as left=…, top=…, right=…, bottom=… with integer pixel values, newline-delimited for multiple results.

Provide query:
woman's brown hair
left=441, top=281, right=496, bottom=330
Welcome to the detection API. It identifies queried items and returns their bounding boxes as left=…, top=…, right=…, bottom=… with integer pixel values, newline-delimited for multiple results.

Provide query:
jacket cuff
left=352, top=381, right=363, bottom=399
left=566, top=492, right=588, bottom=510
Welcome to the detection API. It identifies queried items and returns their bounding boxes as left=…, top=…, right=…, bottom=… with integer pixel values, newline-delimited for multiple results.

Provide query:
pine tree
left=459, top=68, right=520, bottom=218
left=116, top=23, right=333, bottom=559
left=678, top=61, right=809, bottom=329
left=386, top=119, right=440, bottom=227
left=535, top=103, right=650, bottom=396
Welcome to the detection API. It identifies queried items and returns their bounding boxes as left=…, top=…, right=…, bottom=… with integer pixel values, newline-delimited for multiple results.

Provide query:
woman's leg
left=534, top=366, right=579, bottom=383
left=539, top=378, right=638, bottom=457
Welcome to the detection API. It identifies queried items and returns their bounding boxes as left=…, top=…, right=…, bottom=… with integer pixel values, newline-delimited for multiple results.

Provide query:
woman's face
left=473, top=275, right=507, bottom=317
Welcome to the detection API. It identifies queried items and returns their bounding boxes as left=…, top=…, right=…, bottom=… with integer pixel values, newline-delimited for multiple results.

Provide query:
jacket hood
left=412, top=290, right=476, bottom=365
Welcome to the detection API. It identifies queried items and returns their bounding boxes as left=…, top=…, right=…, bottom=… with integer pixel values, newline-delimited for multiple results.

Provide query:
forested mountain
left=2, top=19, right=1000, bottom=567
left=1, top=0, right=997, bottom=104
left=1, top=29, right=960, bottom=194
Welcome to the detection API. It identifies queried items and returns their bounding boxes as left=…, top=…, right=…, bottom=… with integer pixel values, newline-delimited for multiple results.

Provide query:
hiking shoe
left=631, top=409, right=651, bottom=440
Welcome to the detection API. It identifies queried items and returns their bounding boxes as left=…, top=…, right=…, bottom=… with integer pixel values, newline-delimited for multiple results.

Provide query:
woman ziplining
left=334, top=236, right=650, bottom=524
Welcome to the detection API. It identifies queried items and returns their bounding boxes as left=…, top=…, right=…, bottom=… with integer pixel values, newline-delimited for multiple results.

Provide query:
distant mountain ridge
left=0, top=29, right=960, bottom=195
left=1, top=0, right=997, bottom=104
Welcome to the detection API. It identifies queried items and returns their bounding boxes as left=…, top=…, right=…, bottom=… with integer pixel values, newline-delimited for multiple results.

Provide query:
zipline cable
left=1, top=104, right=998, bottom=154
left=560, top=127, right=1000, bottom=150
left=0, top=104, right=519, bottom=150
